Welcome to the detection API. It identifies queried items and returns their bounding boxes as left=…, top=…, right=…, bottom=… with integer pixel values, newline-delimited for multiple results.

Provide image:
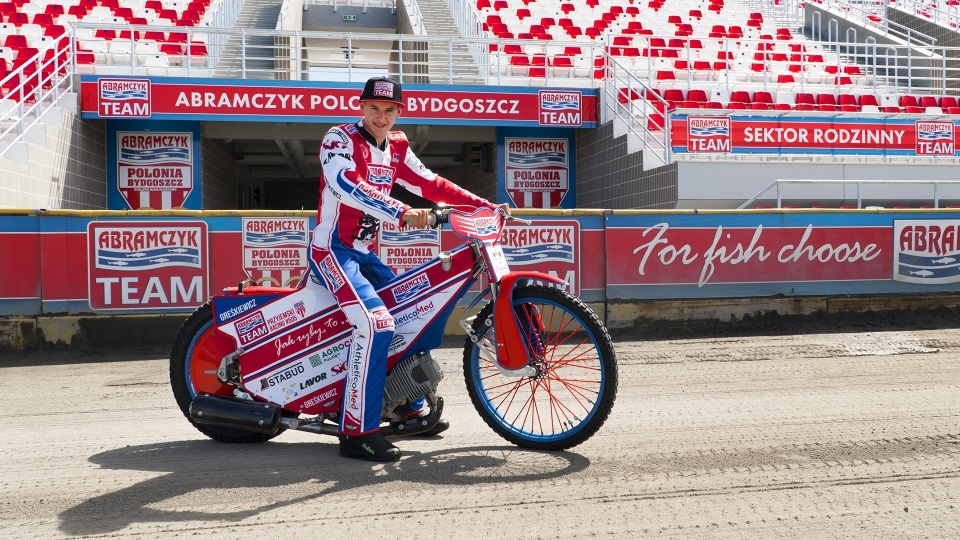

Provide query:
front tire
left=169, top=302, right=283, bottom=443
left=463, top=285, right=618, bottom=450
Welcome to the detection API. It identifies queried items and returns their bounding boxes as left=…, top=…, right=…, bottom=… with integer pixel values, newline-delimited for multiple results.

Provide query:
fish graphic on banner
left=893, top=219, right=960, bottom=284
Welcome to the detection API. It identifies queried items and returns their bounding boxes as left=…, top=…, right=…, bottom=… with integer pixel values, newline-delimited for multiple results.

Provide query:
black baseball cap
left=359, top=76, right=403, bottom=107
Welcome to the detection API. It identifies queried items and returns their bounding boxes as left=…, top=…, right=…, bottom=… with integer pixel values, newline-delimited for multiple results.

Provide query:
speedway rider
left=308, top=76, right=510, bottom=462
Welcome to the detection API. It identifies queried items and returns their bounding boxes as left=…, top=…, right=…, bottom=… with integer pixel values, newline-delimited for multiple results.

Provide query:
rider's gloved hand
left=401, top=208, right=432, bottom=228
left=492, top=202, right=512, bottom=216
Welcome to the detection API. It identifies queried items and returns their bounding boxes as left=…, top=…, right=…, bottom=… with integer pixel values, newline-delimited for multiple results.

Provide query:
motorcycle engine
left=382, top=352, right=443, bottom=417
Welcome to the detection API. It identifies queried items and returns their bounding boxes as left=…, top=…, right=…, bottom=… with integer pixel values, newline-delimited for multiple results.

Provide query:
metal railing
left=891, top=0, right=960, bottom=33
left=4, top=12, right=960, bottom=162
left=738, top=179, right=960, bottom=209
left=0, top=33, right=75, bottom=160
left=605, top=56, right=671, bottom=168
left=811, top=0, right=940, bottom=48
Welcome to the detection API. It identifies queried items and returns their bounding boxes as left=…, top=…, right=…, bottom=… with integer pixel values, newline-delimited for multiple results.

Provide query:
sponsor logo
left=378, top=220, right=440, bottom=273
left=99, top=78, right=150, bottom=117
left=235, top=312, right=269, bottom=345
left=387, top=333, right=407, bottom=355
left=538, top=90, right=582, bottom=126
left=302, top=387, right=339, bottom=409
left=347, top=337, right=366, bottom=411
left=391, top=274, right=431, bottom=303
left=687, top=116, right=731, bottom=153
left=395, top=300, right=435, bottom=328
left=915, top=120, right=955, bottom=155
left=298, top=372, right=327, bottom=391
left=501, top=221, right=580, bottom=296
left=260, top=362, right=305, bottom=390
left=367, top=165, right=394, bottom=186
left=295, top=300, right=306, bottom=318
left=218, top=298, right=258, bottom=323
left=266, top=308, right=299, bottom=332
left=504, top=138, right=570, bottom=209
left=309, top=340, right=351, bottom=368
left=371, top=307, right=395, bottom=331
left=476, top=217, right=500, bottom=238
left=117, top=131, right=193, bottom=210
left=318, top=255, right=345, bottom=291
left=87, top=221, right=208, bottom=310
left=893, top=219, right=960, bottom=284
left=373, top=80, right=394, bottom=97
left=243, top=218, right=309, bottom=287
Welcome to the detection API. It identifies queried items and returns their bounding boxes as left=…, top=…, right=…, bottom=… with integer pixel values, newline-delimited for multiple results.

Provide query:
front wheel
left=170, top=302, right=283, bottom=443
left=463, top=285, right=618, bottom=450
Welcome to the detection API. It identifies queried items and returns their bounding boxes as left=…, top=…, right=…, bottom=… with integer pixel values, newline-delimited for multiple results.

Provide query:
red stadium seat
left=687, top=89, right=707, bottom=103
left=899, top=95, right=919, bottom=108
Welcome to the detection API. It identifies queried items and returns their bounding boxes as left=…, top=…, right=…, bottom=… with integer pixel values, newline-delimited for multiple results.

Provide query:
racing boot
left=339, top=430, right=401, bottom=462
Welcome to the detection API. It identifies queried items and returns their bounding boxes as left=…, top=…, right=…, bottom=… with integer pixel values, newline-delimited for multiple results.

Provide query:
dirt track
left=3, top=310, right=960, bottom=539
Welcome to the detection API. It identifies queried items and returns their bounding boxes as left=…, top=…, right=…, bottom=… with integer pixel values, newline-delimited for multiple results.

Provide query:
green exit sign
left=342, top=14, right=357, bottom=21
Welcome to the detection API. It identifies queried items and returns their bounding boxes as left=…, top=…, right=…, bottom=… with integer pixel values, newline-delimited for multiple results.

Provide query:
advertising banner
left=503, top=138, right=571, bottom=209
left=9, top=212, right=602, bottom=315
left=87, top=221, right=209, bottom=310
left=79, top=77, right=599, bottom=128
left=242, top=217, right=310, bottom=287
left=11, top=211, right=960, bottom=316
left=378, top=220, right=441, bottom=275
left=604, top=213, right=960, bottom=299
left=498, top=128, right=577, bottom=209
left=107, top=120, right=203, bottom=210
left=116, top=131, right=194, bottom=210
left=671, top=115, right=959, bottom=156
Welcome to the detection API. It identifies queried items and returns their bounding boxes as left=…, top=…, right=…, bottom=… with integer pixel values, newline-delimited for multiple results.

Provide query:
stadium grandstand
left=1, top=0, right=960, bottom=210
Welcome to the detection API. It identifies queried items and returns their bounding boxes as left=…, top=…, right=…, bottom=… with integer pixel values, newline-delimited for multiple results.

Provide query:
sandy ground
left=3, top=310, right=960, bottom=539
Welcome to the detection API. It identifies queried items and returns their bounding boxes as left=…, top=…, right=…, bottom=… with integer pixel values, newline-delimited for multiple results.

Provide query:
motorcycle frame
left=207, top=207, right=564, bottom=417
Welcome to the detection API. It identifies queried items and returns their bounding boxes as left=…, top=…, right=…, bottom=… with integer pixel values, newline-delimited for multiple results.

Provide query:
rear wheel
left=463, top=286, right=617, bottom=450
left=169, top=302, right=283, bottom=443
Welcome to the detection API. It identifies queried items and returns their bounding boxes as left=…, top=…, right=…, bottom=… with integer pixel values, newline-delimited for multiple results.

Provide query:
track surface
left=3, top=312, right=960, bottom=539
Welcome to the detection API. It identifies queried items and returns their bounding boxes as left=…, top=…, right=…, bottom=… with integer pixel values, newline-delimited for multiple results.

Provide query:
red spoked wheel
left=463, top=285, right=618, bottom=451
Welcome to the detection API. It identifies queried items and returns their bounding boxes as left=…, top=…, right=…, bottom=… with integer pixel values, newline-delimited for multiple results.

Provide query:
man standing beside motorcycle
left=308, top=76, right=510, bottom=462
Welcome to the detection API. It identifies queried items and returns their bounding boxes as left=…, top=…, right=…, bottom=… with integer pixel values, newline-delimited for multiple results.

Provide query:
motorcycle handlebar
left=404, top=205, right=526, bottom=228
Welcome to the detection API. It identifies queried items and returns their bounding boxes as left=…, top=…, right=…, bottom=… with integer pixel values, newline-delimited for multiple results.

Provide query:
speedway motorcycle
left=170, top=206, right=618, bottom=450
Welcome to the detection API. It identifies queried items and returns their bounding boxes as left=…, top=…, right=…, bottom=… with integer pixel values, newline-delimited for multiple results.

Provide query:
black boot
left=339, top=431, right=401, bottom=462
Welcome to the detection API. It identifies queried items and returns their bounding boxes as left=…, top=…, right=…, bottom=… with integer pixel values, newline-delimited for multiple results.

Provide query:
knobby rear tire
left=169, top=302, right=283, bottom=443
left=463, top=285, right=618, bottom=451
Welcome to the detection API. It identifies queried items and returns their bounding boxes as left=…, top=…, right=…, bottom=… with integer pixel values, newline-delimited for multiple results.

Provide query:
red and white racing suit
left=308, top=120, right=492, bottom=435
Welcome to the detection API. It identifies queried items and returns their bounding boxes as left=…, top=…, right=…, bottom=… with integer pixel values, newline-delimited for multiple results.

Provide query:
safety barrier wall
left=2, top=208, right=960, bottom=317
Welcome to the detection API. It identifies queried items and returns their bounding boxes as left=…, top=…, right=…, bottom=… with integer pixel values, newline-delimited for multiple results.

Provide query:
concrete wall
left=302, top=5, right=396, bottom=31
left=0, top=105, right=108, bottom=210
left=575, top=121, right=678, bottom=209
left=201, top=137, right=239, bottom=209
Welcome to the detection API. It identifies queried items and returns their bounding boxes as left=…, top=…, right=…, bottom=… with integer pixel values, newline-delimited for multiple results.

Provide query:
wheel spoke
left=465, top=286, right=616, bottom=449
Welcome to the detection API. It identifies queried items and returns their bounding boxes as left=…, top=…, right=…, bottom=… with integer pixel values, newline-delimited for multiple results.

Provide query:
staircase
left=413, top=0, right=485, bottom=84
left=213, top=0, right=285, bottom=79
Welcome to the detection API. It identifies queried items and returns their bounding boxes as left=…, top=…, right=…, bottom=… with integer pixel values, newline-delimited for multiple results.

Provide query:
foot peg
left=384, top=397, right=444, bottom=437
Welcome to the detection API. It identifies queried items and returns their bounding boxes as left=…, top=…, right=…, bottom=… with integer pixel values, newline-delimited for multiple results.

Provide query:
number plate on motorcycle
left=483, top=243, right=510, bottom=281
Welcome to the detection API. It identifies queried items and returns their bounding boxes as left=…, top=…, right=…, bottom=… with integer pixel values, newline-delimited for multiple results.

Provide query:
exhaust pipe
left=189, top=393, right=282, bottom=435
